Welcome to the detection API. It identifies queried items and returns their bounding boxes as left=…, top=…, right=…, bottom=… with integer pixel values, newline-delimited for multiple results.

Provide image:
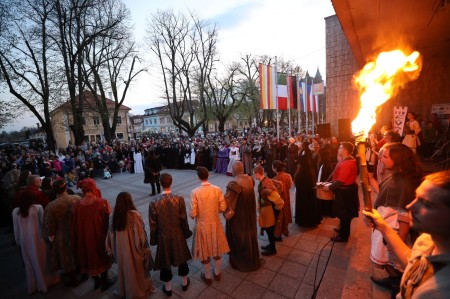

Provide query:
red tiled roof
left=52, top=91, right=131, bottom=113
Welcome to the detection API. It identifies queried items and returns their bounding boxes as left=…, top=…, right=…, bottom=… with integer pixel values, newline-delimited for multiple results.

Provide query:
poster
left=393, top=106, right=408, bottom=136
left=431, top=103, right=450, bottom=115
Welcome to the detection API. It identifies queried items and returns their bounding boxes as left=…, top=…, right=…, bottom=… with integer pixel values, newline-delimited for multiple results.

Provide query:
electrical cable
left=311, top=238, right=335, bottom=299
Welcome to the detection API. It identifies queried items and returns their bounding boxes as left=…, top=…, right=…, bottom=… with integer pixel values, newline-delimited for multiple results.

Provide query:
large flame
left=351, top=49, right=421, bottom=139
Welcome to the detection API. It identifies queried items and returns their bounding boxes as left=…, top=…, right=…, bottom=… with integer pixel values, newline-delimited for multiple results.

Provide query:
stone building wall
left=325, top=15, right=360, bottom=138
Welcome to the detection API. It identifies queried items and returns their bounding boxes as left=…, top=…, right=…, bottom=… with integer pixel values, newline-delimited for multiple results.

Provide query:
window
left=149, top=119, right=152, bottom=125
left=116, top=116, right=122, bottom=124
left=116, top=133, right=124, bottom=139
left=93, top=116, right=100, bottom=125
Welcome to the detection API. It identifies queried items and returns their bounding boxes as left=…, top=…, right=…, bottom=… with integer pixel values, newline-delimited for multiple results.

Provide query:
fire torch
left=351, top=49, right=422, bottom=211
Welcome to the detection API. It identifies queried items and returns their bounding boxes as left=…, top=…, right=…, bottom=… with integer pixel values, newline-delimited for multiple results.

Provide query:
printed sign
left=313, top=82, right=324, bottom=95
left=431, top=103, right=450, bottom=115
left=393, top=106, right=408, bottom=136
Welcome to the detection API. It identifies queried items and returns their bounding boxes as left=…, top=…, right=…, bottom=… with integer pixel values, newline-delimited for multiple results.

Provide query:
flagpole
left=287, top=68, right=291, bottom=137
left=311, top=80, right=315, bottom=135
left=297, top=77, right=301, bottom=134
left=304, top=77, right=309, bottom=135
left=275, top=56, right=279, bottom=142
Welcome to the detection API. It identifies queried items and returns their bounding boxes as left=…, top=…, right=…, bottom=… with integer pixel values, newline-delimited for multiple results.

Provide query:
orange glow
left=351, top=50, right=421, bottom=139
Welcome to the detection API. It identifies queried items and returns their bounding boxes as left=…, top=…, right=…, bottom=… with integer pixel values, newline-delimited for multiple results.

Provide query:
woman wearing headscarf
left=72, top=178, right=116, bottom=291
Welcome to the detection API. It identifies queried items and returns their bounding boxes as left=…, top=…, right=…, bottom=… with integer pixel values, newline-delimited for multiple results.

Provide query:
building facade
left=51, top=92, right=131, bottom=149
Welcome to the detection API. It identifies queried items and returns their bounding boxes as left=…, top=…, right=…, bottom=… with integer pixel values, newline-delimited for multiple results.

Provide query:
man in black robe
left=224, top=161, right=261, bottom=272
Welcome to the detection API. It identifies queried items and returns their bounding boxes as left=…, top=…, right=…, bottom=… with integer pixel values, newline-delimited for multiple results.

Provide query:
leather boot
left=93, top=276, right=101, bottom=290
left=100, top=271, right=117, bottom=291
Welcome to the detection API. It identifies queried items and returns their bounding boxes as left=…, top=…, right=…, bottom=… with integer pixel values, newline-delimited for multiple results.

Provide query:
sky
left=2, top=0, right=336, bottom=132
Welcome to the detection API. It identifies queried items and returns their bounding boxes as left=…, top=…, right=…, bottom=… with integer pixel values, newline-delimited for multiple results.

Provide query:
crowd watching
left=1, top=116, right=449, bottom=298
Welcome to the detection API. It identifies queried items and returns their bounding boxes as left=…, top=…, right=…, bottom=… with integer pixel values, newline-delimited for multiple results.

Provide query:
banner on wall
left=431, top=103, right=450, bottom=115
left=393, top=106, right=408, bottom=136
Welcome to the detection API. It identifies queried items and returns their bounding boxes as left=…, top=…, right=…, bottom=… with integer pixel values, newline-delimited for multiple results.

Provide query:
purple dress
left=215, top=148, right=229, bottom=174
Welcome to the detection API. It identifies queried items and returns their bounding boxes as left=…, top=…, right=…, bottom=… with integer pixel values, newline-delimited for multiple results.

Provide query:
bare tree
left=82, top=0, right=144, bottom=143
left=0, top=100, right=13, bottom=129
left=0, top=0, right=58, bottom=151
left=51, top=0, right=124, bottom=145
left=146, top=10, right=218, bottom=137
left=204, top=64, right=247, bottom=133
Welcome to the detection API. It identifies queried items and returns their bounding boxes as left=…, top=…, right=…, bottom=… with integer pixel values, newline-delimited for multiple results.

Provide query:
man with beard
left=224, top=161, right=260, bottom=272
left=363, top=170, right=450, bottom=298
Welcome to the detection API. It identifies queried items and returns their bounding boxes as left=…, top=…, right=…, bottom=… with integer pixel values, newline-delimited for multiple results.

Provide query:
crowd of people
left=1, top=116, right=450, bottom=298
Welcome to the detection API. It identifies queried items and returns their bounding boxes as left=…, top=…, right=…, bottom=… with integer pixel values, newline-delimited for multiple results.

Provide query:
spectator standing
left=272, top=160, right=293, bottom=240
left=190, top=167, right=229, bottom=285
left=13, top=175, right=49, bottom=209
left=72, top=178, right=116, bottom=291
left=323, top=142, right=359, bottom=242
left=13, top=190, right=60, bottom=294
left=363, top=170, right=450, bottom=298
left=369, top=143, right=423, bottom=296
left=148, top=173, right=192, bottom=296
left=402, top=112, right=421, bottom=153
left=107, top=192, right=154, bottom=299
left=43, top=180, right=81, bottom=287
left=240, top=138, right=253, bottom=175
left=254, top=165, right=284, bottom=256
left=144, top=150, right=162, bottom=196
left=214, top=144, right=229, bottom=174
left=224, top=161, right=260, bottom=272
left=226, top=141, right=240, bottom=176
left=294, top=142, right=321, bottom=227
left=286, top=137, right=299, bottom=178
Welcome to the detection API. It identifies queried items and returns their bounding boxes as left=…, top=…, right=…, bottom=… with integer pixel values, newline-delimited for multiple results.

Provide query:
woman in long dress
left=13, top=190, right=59, bottom=294
left=226, top=142, right=240, bottom=176
left=133, top=146, right=144, bottom=174
left=107, top=192, right=154, bottom=299
left=214, top=144, right=229, bottom=174
left=294, top=141, right=321, bottom=227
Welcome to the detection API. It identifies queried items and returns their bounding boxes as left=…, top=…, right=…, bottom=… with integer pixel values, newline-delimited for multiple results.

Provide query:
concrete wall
left=325, top=15, right=450, bottom=136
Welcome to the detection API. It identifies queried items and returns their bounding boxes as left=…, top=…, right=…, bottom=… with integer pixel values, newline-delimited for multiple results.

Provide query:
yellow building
left=51, top=91, right=131, bottom=148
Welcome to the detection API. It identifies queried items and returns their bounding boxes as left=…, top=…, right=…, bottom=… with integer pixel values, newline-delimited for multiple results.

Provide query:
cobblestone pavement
left=0, top=169, right=364, bottom=299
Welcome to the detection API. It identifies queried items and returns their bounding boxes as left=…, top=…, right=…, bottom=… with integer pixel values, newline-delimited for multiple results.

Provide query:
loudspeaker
left=316, top=123, right=331, bottom=138
left=338, top=119, right=352, bottom=141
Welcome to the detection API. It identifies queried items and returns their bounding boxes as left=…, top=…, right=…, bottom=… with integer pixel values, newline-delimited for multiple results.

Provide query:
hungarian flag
left=259, top=64, right=276, bottom=109
left=277, top=74, right=297, bottom=110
